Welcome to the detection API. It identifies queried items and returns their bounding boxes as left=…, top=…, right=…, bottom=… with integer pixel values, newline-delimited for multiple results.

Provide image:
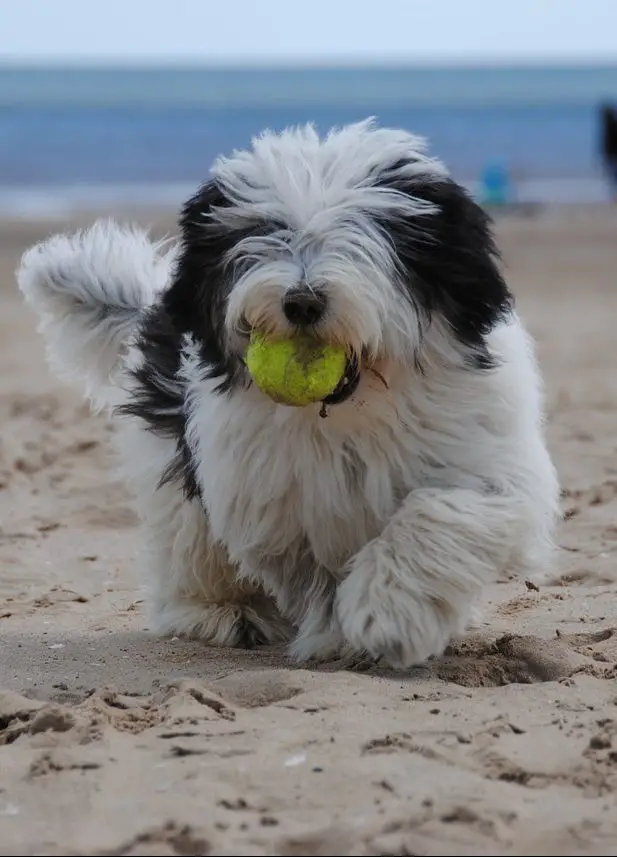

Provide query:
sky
left=0, top=0, right=616, bottom=65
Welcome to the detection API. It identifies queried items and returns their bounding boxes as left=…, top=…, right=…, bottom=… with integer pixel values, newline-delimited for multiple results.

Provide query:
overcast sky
left=0, top=0, right=616, bottom=65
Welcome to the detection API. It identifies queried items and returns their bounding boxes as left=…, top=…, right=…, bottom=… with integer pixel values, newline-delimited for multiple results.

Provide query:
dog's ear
left=162, top=180, right=241, bottom=387
left=164, top=180, right=232, bottom=338
left=375, top=169, right=513, bottom=366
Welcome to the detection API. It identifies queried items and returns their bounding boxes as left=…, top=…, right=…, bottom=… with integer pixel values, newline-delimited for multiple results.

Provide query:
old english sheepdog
left=17, top=120, right=559, bottom=668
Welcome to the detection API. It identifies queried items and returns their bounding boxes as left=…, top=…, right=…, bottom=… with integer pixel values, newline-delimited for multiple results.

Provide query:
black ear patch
left=116, top=180, right=243, bottom=499
left=162, top=180, right=242, bottom=393
left=376, top=173, right=513, bottom=367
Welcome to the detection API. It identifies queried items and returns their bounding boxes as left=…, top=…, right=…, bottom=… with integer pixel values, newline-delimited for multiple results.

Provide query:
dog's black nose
left=282, top=289, right=327, bottom=326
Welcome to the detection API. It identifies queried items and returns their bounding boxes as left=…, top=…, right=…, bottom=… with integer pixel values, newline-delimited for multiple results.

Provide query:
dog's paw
left=333, top=645, right=383, bottom=672
left=288, top=623, right=345, bottom=663
left=151, top=596, right=292, bottom=649
left=335, top=547, right=464, bottom=669
left=336, top=581, right=453, bottom=668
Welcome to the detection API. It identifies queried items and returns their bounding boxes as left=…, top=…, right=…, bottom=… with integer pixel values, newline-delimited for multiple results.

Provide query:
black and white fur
left=18, top=120, right=559, bottom=667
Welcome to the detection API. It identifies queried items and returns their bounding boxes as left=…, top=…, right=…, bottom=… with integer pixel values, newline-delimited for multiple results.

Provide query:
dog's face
left=164, top=120, right=512, bottom=403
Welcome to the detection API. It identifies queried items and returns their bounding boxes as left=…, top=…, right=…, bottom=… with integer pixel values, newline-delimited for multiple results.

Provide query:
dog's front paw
left=289, top=631, right=377, bottom=671
left=335, top=545, right=466, bottom=669
left=288, top=618, right=344, bottom=663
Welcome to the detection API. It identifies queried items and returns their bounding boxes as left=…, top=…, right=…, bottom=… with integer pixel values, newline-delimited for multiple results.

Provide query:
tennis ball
left=246, top=332, right=347, bottom=407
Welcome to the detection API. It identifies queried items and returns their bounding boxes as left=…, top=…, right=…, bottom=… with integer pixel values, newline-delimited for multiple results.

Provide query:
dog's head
left=164, top=119, right=512, bottom=405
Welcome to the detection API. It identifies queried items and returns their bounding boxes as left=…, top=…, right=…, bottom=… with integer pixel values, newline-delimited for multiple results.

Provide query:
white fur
left=182, top=317, right=557, bottom=665
left=17, top=121, right=560, bottom=668
left=18, top=220, right=175, bottom=410
left=221, top=122, right=445, bottom=361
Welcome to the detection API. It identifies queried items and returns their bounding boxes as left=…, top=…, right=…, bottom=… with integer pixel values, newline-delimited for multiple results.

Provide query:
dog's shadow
left=2, top=624, right=612, bottom=711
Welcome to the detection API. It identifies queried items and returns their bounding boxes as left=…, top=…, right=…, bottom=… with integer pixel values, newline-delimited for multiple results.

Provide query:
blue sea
left=1, top=64, right=617, bottom=216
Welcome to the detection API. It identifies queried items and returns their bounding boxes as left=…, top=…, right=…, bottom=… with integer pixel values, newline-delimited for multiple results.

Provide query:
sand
left=1, top=208, right=617, bottom=857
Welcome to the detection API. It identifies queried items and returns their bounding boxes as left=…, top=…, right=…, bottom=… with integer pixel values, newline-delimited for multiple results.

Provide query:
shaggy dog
left=18, top=120, right=559, bottom=668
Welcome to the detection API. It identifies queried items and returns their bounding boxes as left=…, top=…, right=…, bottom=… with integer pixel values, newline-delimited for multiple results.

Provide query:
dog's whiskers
left=369, top=367, right=389, bottom=390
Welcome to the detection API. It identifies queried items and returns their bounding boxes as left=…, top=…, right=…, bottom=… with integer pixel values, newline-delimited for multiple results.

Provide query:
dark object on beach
left=600, top=104, right=617, bottom=200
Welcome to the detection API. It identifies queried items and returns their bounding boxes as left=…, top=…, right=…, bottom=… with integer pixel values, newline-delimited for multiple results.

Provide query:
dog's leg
left=142, top=493, right=291, bottom=647
left=143, top=489, right=292, bottom=648
left=335, top=487, right=526, bottom=668
left=118, top=421, right=290, bottom=648
left=239, top=555, right=346, bottom=661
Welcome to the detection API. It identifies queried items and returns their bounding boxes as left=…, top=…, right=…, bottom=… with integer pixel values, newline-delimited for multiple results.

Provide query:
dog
left=17, top=119, right=560, bottom=668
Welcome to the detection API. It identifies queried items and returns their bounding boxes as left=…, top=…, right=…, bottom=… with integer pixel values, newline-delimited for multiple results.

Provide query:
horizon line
left=1, top=56, right=617, bottom=70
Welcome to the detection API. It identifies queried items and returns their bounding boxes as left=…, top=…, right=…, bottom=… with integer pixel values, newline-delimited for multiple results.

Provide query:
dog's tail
left=17, top=219, right=176, bottom=410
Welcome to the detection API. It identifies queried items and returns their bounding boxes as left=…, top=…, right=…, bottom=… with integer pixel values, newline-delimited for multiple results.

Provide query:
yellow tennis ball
left=246, top=332, right=347, bottom=406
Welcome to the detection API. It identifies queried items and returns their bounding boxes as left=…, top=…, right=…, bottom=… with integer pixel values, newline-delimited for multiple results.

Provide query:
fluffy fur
left=17, top=119, right=560, bottom=667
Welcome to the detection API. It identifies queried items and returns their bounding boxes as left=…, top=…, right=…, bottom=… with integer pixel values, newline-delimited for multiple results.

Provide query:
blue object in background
left=478, top=159, right=513, bottom=206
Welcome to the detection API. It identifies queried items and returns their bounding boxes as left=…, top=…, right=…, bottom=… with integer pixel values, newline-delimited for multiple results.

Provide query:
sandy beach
left=1, top=207, right=616, bottom=857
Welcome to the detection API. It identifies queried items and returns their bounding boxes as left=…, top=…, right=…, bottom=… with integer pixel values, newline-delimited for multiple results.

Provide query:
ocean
left=1, top=64, right=617, bottom=216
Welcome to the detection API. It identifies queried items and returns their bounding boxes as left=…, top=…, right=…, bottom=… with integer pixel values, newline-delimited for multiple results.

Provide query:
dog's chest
left=192, top=399, right=410, bottom=570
